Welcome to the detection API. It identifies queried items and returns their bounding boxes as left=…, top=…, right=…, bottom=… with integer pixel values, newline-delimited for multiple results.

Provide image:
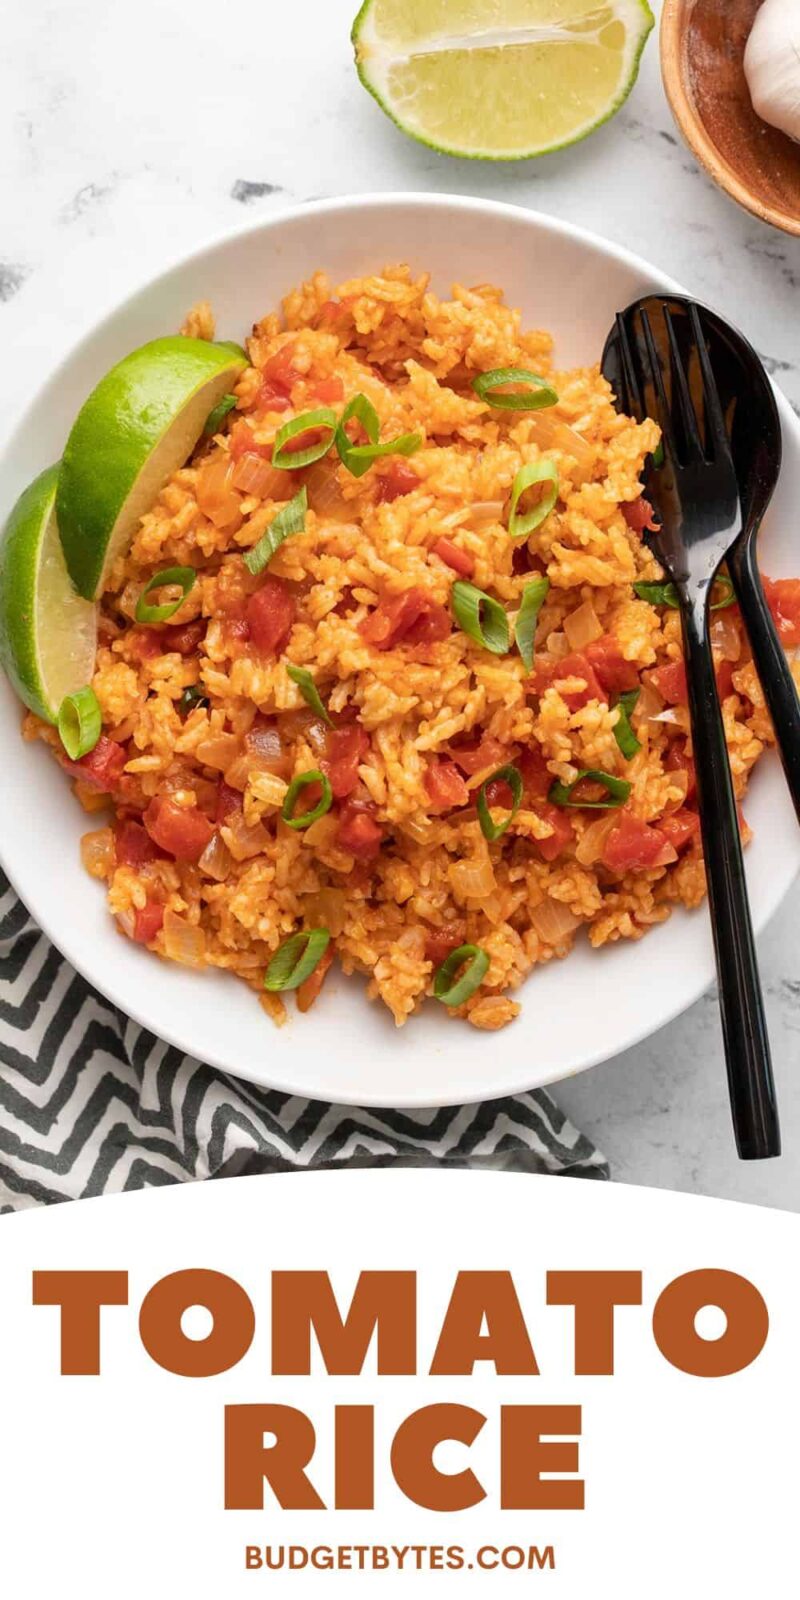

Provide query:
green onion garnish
left=58, top=686, right=102, bottom=761
left=549, top=770, right=632, bottom=810
left=264, top=928, right=331, bottom=992
left=613, top=690, right=641, bottom=760
left=178, top=683, right=210, bottom=720
left=433, top=944, right=490, bottom=1007
left=477, top=764, right=523, bottom=842
left=281, top=769, right=333, bottom=830
left=514, top=577, right=550, bottom=671
left=243, top=486, right=308, bottom=576
left=652, top=440, right=665, bottom=469
left=135, top=566, right=197, bottom=625
left=633, top=575, right=735, bottom=611
left=335, top=393, right=379, bottom=476
left=272, top=408, right=338, bottom=470
left=204, top=394, right=237, bottom=436
left=508, top=459, right=559, bottom=539
left=451, top=580, right=509, bottom=655
left=471, top=367, right=558, bottom=412
left=286, top=663, right=333, bottom=727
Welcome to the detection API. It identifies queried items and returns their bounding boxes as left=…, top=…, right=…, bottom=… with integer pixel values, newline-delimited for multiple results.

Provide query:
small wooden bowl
left=661, top=0, right=800, bottom=237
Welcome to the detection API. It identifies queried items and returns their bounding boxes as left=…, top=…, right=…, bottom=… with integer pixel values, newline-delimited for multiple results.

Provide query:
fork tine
left=639, top=308, right=675, bottom=460
left=663, top=307, right=704, bottom=460
left=689, top=301, right=730, bottom=459
left=615, top=312, right=643, bottom=419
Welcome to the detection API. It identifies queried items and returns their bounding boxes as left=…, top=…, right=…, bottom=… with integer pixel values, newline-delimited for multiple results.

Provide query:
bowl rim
left=660, top=0, right=800, bottom=240
left=1, top=190, right=799, bottom=1107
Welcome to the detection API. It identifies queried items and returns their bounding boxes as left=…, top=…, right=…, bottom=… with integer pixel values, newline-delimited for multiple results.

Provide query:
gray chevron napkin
left=0, top=870, right=607, bottom=1211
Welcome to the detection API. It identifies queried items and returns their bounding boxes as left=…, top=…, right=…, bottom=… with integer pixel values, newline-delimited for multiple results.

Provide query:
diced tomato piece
left=536, top=651, right=606, bottom=710
left=246, top=575, right=296, bottom=656
left=337, top=798, right=384, bottom=860
left=424, top=921, right=467, bottom=968
left=424, top=758, right=470, bottom=813
left=376, top=461, right=420, bottom=503
left=133, top=903, right=164, bottom=944
left=309, top=375, right=344, bottom=404
left=360, top=587, right=450, bottom=650
left=622, top=496, right=659, bottom=534
left=127, top=628, right=165, bottom=661
left=660, top=808, right=701, bottom=853
left=229, top=420, right=271, bottom=460
left=262, top=343, right=303, bottom=394
left=162, top=619, right=205, bottom=656
left=433, top=537, right=474, bottom=577
left=143, top=796, right=214, bottom=862
left=64, top=736, right=127, bottom=792
left=585, top=635, right=640, bottom=696
left=317, top=300, right=343, bottom=327
left=716, top=658, right=736, bottom=700
left=650, top=658, right=688, bottom=705
left=484, top=776, right=515, bottom=809
left=601, top=811, right=672, bottom=872
left=296, top=943, right=334, bottom=1013
left=665, top=742, right=697, bottom=804
left=215, top=782, right=243, bottom=825
left=115, top=819, right=163, bottom=866
left=535, top=803, right=575, bottom=861
left=763, top=577, right=800, bottom=648
left=449, top=733, right=508, bottom=776
left=321, top=724, right=369, bottom=800
left=517, top=744, right=552, bottom=801
left=257, top=379, right=291, bottom=413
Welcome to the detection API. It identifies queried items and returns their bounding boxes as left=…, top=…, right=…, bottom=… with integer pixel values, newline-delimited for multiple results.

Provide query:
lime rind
left=0, top=465, right=97, bottom=723
left=352, top=0, right=655, bottom=162
left=57, top=336, right=247, bottom=600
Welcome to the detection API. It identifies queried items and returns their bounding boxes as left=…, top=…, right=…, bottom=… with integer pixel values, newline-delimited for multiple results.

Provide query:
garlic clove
left=744, top=0, right=800, bottom=144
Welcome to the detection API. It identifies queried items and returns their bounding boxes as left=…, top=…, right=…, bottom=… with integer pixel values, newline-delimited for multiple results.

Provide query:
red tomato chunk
left=622, top=496, right=659, bottom=534
left=115, top=819, right=163, bottom=866
left=650, top=659, right=688, bottom=705
left=449, top=733, right=508, bottom=776
left=246, top=576, right=296, bottom=656
left=215, top=782, right=243, bottom=825
left=424, top=922, right=467, bottom=968
left=433, top=537, right=474, bottom=577
left=585, top=635, right=639, bottom=696
left=64, top=736, right=127, bottom=792
left=660, top=809, right=701, bottom=853
left=536, top=652, right=605, bottom=711
left=424, top=758, right=469, bottom=812
left=133, top=903, right=164, bottom=944
left=337, top=798, right=384, bottom=859
left=665, top=742, right=697, bottom=803
left=360, top=587, right=451, bottom=650
left=309, top=375, right=344, bottom=404
left=535, top=803, right=575, bottom=862
left=144, top=796, right=214, bottom=862
left=321, top=724, right=369, bottom=800
left=517, top=745, right=552, bottom=801
left=763, top=577, right=800, bottom=648
left=376, top=461, right=420, bottom=503
left=601, top=812, right=672, bottom=872
left=162, top=619, right=206, bottom=656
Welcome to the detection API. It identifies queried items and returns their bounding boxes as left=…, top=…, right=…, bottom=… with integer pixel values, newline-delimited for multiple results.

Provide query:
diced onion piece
left=198, top=832, right=234, bottom=881
left=545, top=631, right=568, bottom=659
left=710, top=610, right=741, bottom=662
left=530, top=899, right=581, bottom=944
left=651, top=707, right=690, bottom=730
left=574, top=813, right=618, bottom=866
left=163, top=909, right=206, bottom=967
left=448, top=854, right=497, bottom=903
left=221, top=812, right=271, bottom=860
left=245, top=724, right=290, bottom=775
left=467, top=500, right=505, bottom=523
left=231, top=453, right=288, bottom=499
left=664, top=768, right=690, bottom=811
left=116, top=908, right=136, bottom=939
left=196, top=733, right=242, bottom=772
left=81, top=827, right=116, bottom=880
left=526, top=413, right=596, bottom=480
left=636, top=681, right=664, bottom=725
left=304, top=458, right=351, bottom=520
left=196, top=454, right=241, bottom=528
left=563, top=600, right=603, bottom=651
left=300, top=888, right=347, bottom=937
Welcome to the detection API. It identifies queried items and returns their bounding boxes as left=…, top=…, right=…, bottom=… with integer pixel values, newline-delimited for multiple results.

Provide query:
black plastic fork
left=611, top=298, right=779, bottom=1161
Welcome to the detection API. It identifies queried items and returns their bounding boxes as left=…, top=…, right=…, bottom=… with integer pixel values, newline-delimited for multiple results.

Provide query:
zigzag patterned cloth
left=0, top=870, right=607, bottom=1210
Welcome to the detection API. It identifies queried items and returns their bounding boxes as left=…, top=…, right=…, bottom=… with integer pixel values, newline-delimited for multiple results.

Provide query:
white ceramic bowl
left=2, top=194, right=798, bottom=1107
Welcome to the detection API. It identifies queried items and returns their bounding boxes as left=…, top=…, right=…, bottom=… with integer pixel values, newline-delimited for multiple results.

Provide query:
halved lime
left=0, top=465, right=97, bottom=723
left=353, top=0, right=654, bottom=160
left=57, top=336, right=247, bottom=599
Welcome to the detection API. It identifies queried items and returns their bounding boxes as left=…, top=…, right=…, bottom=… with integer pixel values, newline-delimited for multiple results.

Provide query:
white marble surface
left=2, top=0, right=799, bottom=1207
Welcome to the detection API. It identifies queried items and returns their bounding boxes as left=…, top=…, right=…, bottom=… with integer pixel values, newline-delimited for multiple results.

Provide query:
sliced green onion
left=335, top=392, right=379, bottom=477
left=477, top=764, right=523, bottom=842
left=549, top=769, right=632, bottom=810
left=286, top=663, right=333, bottom=727
left=433, top=943, right=490, bottom=1007
left=264, top=928, right=330, bottom=992
left=472, top=367, right=558, bottom=412
left=633, top=575, right=735, bottom=612
left=508, top=460, right=559, bottom=539
left=451, top=580, right=509, bottom=655
left=281, top=769, right=333, bottom=830
left=514, top=577, right=550, bottom=671
left=272, top=407, right=337, bottom=469
left=178, top=683, right=209, bottom=720
left=613, top=690, right=641, bottom=760
left=341, top=432, right=422, bottom=479
left=652, top=440, right=665, bottom=469
left=58, top=686, right=102, bottom=761
left=135, top=566, right=197, bottom=624
left=204, top=394, right=237, bottom=435
left=244, top=486, right=308, bottom=576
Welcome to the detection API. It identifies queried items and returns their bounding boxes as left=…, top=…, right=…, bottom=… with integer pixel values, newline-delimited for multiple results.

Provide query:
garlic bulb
left=744, top=0, right=800, bottom=143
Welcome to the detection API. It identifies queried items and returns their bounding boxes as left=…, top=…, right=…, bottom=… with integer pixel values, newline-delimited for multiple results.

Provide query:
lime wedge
left=353, top=0, right=654, bottom=159
left=0, top=465, right=97, bottom=723
left=57, top=336, right=247, bottom=599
